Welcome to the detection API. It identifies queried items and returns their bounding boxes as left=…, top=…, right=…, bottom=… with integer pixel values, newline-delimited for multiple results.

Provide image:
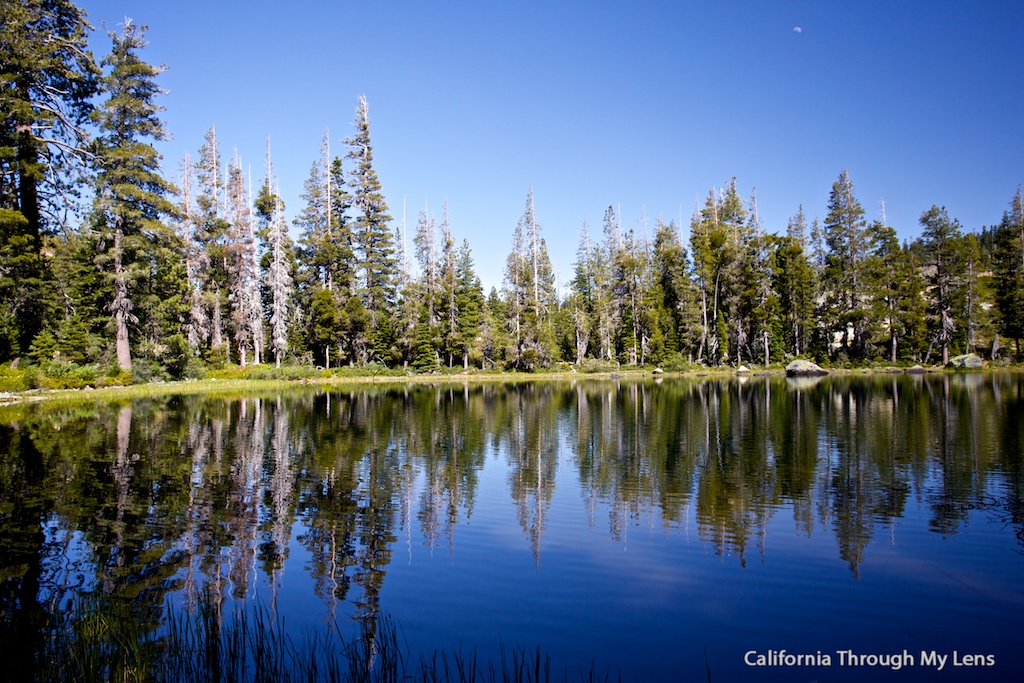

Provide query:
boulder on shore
left=948, top=353, right=984, bottom=369
left=736, top=365, right=750, bottom=374
left=905, top=364, right=927, bottom=374
left=785, top=359, right=828, bottom=377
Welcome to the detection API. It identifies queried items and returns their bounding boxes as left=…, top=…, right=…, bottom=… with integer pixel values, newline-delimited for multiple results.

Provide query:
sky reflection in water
left=1, top=373, right=1022, bottom=681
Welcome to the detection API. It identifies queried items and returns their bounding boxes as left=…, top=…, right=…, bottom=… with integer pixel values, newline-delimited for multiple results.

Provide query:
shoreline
left=1, top=362, right=1019, bottom=406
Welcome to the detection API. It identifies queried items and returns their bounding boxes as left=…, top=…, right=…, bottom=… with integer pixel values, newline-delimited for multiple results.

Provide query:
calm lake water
left=1, top=373, right=1023, bottom=681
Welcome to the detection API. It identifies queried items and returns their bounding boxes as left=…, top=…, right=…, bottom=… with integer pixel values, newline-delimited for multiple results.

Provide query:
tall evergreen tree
left=994, top=187, right=1024, bottom=356
left=744, top=191, right=777, bottom=366
left=866, top=221, right=903, bottom=362
left=224, top=155, right=261, bottom=366
left=92, top=20, right=177, bottom=371
left=593, top=207, right=618, bottom=361
left=438, top=203, right=460, bottom=366
left=412, top=203, right=438, bottom=322
left=175, top=153, right=208, bottom=350
left=503, top=188, right=556, bottom=369
left=689, top=180, right=746, bottom=364
left=652, top=218, right=700, bottom=362
left=774, top=207, right=816, bottom=357
left=346, top=96, right=394, bottom=338
left=262, top=144, right=292, bottom=367
left=193, top=126, right=229, bottom=354
left=613, top=225, right=647, bottom=365
left=959, top=233, right=986, bottom=355
left=454, top=239, right=484, bottom=368
left=821, top=170, right=871, bottom=359
left=919, top=205, right=964, bottom=364
left=569, top=219, right=595, bottom=364
left=774, top=235, right=815, bottom=358
left=296, top=133, right=354, bottom=297
left=0, top=0, right=99, bottom=356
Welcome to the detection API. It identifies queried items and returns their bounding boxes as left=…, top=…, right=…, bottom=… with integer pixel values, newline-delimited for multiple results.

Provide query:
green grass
left=5, top=357, right=1020, bottom=409
left=6, top=595, right=627, bottom=683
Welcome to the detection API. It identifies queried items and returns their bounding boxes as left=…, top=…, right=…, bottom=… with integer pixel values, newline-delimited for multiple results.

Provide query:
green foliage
left=773, top=234, right=816, bottom=358
left=92, top=20, right=179, bottom=373
left=346, top=97, right=395, bottom=322
left=0, top=364, right=27, bottom=392
left=1, top=0, right=1021, bottom=382
left=412, top=313, right=438, bottom=373
left=578, top=358, right=620, bottom=374
left=161, top=333, right=193, bottom=379
left=309, top=287, right=341, bottom=366
left=821, top=170, right=871, bottom=360
left=208, top=364, right=328, bottom=381
left=994, top=188, right=1024, bottom=355
left=0, top=1, right=99, bottom=354
left=919, top=205, right=966, bottom=363
left=28, top=330, right=58, bottom=363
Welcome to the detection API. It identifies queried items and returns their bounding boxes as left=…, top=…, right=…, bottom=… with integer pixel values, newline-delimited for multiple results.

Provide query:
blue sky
left=80, top=0, right=1024, bottom=291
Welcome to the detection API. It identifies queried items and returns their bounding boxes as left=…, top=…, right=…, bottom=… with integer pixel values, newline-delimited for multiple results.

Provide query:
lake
left=1, top=373, right=1022, bottom=681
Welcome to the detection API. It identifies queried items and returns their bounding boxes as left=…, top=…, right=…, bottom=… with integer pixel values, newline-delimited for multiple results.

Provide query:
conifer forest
left=4, top=1, right=1024, bottom=387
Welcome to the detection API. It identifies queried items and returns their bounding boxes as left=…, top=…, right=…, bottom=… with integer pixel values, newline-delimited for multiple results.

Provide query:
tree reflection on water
left=1, top=373, right=1022, bottom=667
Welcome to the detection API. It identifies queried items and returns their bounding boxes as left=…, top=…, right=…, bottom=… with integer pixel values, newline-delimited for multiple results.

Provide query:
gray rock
left=905, top=365, right=927, bottom=374
left=737, top=365, right=750, bottom=373
left=948, top=353, right=983, bottom=369
left=785, top=359, right=828, bottom=377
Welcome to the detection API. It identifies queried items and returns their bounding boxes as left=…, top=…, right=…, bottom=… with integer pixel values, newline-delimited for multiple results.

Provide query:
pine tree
left=411, top=309, right=437, bottom=373
left=919, top=205, right=964, bottom=364
left=296, top=132, right=354, bottom=297
left=689, top=181, right=746, bottom=364
left=0, top=0, right=99, bottom=356
left=595, top=206, right=620, bottom=361
left=267, top=193, right=291, bottom=367
left=503, top=188, right=556, bottom=369
left=41, top=226, right=107, bottom=365
left=295, top=159, right=330, bottom=289
left=994, top=187, right=1024, bottom=356
left=193, top=126, right=229, bottom=354
left=391, top=205, right=420, bottom=368
left=614, top=226, right=646, bottom=365
left=412, top=203, right=438, bottom=321
left=225, top=155, right=261, bottom=366
left=652, top=218, right=699, bottom=362
left=775, top=207, right=816, bottom=357
left=454, top=239, right=484, bottom=368
left=480, top=287, right=509, bottom=370
left=744, top=190, right=777, bottom=366
left=346, top=96, right=395, bottom=338
left=439, top=203, right=459, bottom=366
left=92, top=20, right=177, bottom=371
left=821, top=170, right=870, bottom=360
left=569, top=219, right=595, bottom=364
left=960, top=233, right=986, bottom=355
left=176, top=153, right=208, bottom=350
left=866, top=221, right=902, bottom=362
left=262, top=141, right=292, bottom=367
left=504, top=205, right=528, bottom=366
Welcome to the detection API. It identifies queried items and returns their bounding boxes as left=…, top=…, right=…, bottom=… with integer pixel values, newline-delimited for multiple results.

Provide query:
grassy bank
left=2, top=356, right=1019, bottom=407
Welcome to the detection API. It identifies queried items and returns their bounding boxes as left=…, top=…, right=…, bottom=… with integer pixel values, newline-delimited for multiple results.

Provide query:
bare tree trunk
left=112, top=225, right=133, bottom=371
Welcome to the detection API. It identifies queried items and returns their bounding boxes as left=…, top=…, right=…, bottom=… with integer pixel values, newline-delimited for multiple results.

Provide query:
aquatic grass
left=18, top=595, right=630, bottom=683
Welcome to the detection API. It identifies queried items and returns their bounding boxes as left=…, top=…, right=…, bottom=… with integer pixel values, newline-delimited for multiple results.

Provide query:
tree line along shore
left=3, top=2, right=1024, bottom=391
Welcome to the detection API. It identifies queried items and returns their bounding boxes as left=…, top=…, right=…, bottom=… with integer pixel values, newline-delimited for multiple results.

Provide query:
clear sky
left=79, top=0, right=1024, bottom=292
